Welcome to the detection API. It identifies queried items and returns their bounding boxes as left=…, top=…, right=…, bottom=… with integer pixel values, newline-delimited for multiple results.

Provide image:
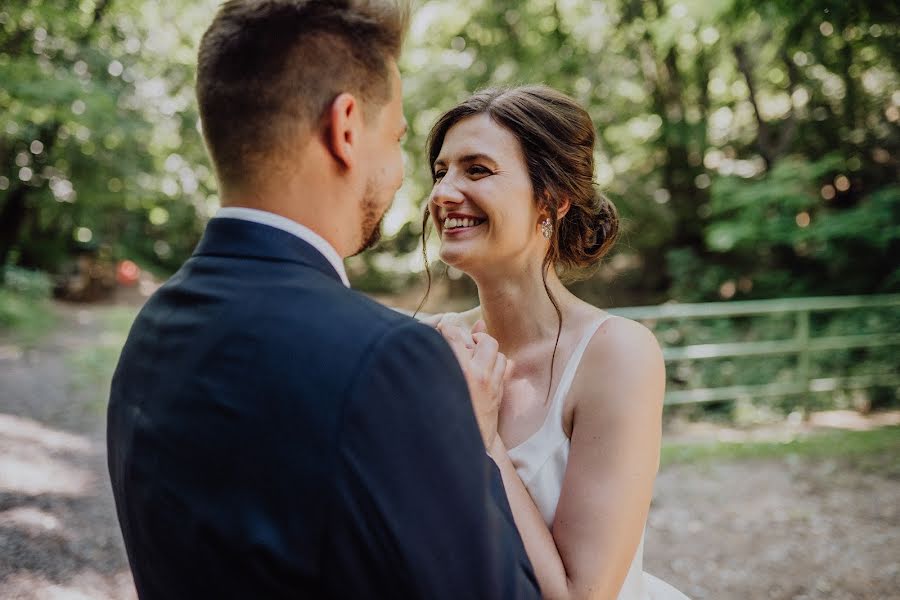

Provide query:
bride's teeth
left=444, top=217, right=484, bottom=230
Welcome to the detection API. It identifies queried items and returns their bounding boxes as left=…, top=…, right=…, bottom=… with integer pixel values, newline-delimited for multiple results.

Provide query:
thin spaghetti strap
left=547, top=314, right=616, bottom=419
left=507, top=314, right=618, bottom=455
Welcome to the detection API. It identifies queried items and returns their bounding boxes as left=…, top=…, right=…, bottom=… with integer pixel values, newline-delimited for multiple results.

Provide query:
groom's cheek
left=392, top=149, right=404, bottom=190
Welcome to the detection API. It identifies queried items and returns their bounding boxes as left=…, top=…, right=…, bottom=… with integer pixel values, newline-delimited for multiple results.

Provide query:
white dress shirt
left=214, top=206, right=350, bottom=287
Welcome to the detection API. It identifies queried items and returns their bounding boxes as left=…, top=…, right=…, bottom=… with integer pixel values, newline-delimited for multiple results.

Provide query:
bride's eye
left=468, top=165, right=492, bottom=177
left=433, top=169, right=447, bottom=181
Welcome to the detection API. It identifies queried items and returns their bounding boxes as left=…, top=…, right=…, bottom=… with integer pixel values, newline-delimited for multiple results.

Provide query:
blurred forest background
left=1, top=0, right=897, bottom=305
left=1, top=2, right=899, bottom=598
left=4, top=0, right=899, bottom=418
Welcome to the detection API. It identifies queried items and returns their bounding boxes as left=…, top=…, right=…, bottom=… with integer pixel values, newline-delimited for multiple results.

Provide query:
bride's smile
left=441, top=213, right=488, bottom=234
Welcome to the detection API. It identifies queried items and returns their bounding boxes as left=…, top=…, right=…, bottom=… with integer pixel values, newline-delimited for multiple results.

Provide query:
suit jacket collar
left=193, top=217, right=344, bottom=285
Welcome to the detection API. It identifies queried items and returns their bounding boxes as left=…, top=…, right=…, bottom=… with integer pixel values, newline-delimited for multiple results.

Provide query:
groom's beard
left=352, top=180, right=386, bottom=256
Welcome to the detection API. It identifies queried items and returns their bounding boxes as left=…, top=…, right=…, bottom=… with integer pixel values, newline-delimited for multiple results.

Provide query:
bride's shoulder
left=577, top=311, right=665, bottom=406
left=587, top=312, right=663, bottom=368
left=562, top=310, right=665, bottom=440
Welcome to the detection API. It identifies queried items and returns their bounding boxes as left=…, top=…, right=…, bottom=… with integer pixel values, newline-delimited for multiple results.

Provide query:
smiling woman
left=426, top=87, right=619, bottom=277
left=416, top=86, right=619, bottom=370
left=417, top=86, right=689, bottom=600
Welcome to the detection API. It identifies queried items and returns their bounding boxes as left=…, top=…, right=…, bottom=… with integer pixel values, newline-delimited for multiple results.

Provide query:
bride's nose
left=430, top=176, right=465, bottom=208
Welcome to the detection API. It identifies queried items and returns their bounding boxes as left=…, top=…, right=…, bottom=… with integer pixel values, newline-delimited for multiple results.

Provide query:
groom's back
left=108, top=220, right=538, bottom=599
left=107, top=239, right=390, bottom=597
left=107, top=223, right=410, bottom=594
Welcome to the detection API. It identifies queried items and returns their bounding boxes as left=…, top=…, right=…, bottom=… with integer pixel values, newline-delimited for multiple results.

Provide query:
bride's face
left=429, top=113, right=544, bottom=275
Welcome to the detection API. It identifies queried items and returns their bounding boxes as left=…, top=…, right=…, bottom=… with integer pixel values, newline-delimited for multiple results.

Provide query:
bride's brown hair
left=417, top=85, right=619, bottom=396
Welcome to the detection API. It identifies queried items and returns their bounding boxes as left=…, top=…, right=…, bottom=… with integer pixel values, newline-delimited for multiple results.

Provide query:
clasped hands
left=433, top=317, right=511, bottom=451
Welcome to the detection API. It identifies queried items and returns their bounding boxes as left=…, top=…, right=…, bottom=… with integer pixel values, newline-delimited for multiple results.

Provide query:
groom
left=106, top=1, right=540, bottom=598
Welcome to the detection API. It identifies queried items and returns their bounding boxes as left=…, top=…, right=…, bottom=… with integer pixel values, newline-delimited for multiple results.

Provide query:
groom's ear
left=325, top=92, right=362, bottom=171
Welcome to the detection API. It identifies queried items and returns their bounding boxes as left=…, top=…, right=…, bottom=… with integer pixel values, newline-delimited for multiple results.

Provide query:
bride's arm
left=489, top=318, right=665, bottom=600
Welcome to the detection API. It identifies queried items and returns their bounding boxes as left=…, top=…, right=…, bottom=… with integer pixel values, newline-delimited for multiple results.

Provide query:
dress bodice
left=505, top=315, right=689, bottom=600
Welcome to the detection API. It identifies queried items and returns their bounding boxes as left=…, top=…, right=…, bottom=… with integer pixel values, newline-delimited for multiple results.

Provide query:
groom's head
left=196, top=0, right=410, bottom=256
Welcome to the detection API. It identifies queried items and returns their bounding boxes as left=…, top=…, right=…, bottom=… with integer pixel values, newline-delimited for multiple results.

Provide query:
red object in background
left=116, top=260, right=141, bottom=286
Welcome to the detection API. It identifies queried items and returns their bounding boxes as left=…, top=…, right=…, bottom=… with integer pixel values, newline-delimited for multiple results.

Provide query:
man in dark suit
left=106, top=1, right=540, bottom=598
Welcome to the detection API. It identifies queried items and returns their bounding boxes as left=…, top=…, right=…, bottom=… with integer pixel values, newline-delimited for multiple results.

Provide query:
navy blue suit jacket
left=107, top=217, right=540, bottom=599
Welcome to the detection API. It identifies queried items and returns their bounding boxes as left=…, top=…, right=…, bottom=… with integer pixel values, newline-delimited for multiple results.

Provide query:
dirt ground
left=1, top=299, right=898, bottom=600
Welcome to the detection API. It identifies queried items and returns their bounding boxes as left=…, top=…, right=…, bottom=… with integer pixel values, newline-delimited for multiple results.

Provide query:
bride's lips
left=441, top=213, right=487, bottom=237
left=442, top=222, right=486, bottom=236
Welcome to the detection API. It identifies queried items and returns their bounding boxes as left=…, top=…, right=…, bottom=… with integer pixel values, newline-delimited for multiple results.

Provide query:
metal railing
left=608, top=294, right=900, bottom=406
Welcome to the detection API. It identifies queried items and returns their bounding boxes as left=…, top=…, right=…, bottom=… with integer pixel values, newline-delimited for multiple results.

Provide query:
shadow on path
left=0, top=301, right=138, bottom=600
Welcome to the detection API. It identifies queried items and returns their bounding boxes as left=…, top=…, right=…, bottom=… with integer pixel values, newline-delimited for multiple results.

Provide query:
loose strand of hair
left=542, top=213, right=563, bottom=405
left=413, top=207, right=432, bottom=317
left=542, top=255, right=563, bottom=406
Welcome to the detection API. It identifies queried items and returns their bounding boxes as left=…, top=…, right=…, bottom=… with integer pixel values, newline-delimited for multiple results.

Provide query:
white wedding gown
left=506, top=315, right=691, bottom=600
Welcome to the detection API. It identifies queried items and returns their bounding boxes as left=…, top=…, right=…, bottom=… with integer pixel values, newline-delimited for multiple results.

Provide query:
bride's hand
left=425, top=312, right=483, bottom=350
left=438, top=322, right=510, bottom=449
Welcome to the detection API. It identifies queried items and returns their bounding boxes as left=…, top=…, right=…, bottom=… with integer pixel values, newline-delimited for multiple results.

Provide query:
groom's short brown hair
left=196, top=0, right=409, bottom=187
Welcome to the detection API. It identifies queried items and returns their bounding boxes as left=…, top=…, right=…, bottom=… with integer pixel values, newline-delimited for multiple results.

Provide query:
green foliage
left=390, top=0, right=900, bottom=303
left=0, top=266, right=55, bottom=342
left=1, top=0, right=898, bottom=306
left=1, top=264, right=52, bottom=298
left=661, top=425, right=900, bottom=477
left=691, top=156, right=900, bottom=300
left=0, top=0, right=217, bottom=275
left=66, top=305, right=137, bottom=414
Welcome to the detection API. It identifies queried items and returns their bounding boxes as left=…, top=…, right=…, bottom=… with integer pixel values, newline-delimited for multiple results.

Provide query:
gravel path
left=0, top=302, right=136, bottom=599
left=1, top=300, right=898, bottom=599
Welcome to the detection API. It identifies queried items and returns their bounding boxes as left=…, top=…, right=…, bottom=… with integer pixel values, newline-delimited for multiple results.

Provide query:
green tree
left=0, top=0, right=218, bottom=279
left=2, top=0, right=897, bottom=307
left=388, top=0, right=899, bottom=305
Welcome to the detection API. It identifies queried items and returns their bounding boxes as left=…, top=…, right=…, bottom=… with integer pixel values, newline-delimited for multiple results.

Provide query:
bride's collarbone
left=498, top=378, right=549, bottom=448
left=500, top=351, right=572, bottom=444
left=500, top=316, right=606, bottom=442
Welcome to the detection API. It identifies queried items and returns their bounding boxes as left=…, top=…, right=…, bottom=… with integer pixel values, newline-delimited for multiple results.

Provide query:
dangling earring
left=541, top=218, right=553, bottom=239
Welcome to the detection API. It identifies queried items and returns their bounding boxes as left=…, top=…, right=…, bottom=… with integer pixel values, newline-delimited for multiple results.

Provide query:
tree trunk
left=0, top=182, right=30, bottom=273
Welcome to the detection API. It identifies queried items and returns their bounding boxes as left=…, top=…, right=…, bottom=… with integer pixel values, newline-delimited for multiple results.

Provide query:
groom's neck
left=218, top=159, right=357, bottom=257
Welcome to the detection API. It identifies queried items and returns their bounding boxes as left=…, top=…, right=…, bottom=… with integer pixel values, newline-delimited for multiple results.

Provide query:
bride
left=420, top=86, right=690, bottom=600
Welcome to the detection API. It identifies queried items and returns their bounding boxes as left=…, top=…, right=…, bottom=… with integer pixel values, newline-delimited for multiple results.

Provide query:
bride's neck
left=473, top=265, right=575, bottom=355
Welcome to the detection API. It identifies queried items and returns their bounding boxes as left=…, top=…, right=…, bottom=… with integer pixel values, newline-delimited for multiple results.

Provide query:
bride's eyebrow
left=433, top=153, right=498, bottom=169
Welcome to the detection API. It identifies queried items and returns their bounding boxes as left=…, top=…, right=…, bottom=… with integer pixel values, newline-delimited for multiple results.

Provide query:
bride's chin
left=438, top=249, right=474, bottom=272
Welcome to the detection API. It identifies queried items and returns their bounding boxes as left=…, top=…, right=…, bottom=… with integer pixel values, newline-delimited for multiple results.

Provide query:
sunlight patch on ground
left=0, top=413, right=95, bottom=496
left=0, top=506, right=63, bottom=533
left=0, top=344, right=24, bottom=361
left=0, top=413, right=93, bottom=453
left=1, top=573, right=124, bottom=600
left=37, top=585, right=97, bottom=600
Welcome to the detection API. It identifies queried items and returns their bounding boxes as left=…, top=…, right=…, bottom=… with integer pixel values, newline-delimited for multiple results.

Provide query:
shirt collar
left=214, top=206, right=350, bottom=288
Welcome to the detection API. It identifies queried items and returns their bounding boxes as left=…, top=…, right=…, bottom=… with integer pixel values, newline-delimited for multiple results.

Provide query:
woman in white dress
left=420, top=86, right=691, bottom=600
